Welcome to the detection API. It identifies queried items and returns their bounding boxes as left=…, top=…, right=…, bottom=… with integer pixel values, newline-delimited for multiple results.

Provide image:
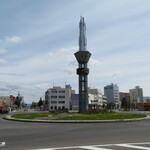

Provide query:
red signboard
left=9, top=95, right=13, bottom=99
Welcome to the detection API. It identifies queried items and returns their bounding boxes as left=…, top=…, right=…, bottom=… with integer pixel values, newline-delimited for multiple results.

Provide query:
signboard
left=9, top=95, right=13, bottom=99
left=15, top=99, right=22, bottom=102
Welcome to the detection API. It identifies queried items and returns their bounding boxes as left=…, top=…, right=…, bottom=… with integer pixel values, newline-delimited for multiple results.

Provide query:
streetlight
left=9, top=89, right=15, bottom=108
left=9, top=88, right=17, bottom=108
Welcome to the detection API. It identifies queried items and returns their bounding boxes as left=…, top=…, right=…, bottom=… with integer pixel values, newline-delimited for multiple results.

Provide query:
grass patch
left=12, top=112, right=53, bottom=119
left=55, top=113, right=146, bottom=120
left=11, top=112, right=146, bottom=120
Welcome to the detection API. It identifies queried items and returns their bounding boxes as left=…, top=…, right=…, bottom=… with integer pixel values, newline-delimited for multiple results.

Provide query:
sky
left=0, top=0, right=150, bottom=103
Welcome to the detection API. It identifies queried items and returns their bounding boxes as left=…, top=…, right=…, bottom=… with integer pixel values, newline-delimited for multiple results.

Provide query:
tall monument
left=74, top=16, right=91, bottom=113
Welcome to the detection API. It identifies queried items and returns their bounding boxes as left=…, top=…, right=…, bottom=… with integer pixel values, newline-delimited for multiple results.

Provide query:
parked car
left=1, top=107, right=9, bottom=114
left=24, top=108, right=28, bottom=112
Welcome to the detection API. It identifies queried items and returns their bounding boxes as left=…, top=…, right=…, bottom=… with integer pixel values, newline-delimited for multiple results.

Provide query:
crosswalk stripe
left=0, top=142, right=5, bottom=147
left=80, top=146, right=113, bottom=150
left=116, top=144, right=150, bottom=150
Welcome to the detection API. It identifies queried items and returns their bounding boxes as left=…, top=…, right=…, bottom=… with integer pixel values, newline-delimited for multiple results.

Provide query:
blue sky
left=0, top=0, right=150, bottom=103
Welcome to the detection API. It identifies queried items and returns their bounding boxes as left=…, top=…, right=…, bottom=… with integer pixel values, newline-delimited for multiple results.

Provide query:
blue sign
left=15, top=99, right=22, bottom=102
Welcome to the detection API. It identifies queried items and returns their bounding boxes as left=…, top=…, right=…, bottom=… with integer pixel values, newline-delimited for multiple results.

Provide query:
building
left=0, top=93, right=23, bottom=112
left=0, top=96, right=13, bottom=107
left=129, top=86, right=143, bottom=104
left=119, top=92, right=130, bottom=102
left=102, top=95, right=107, bottom=107
left=45, top=85, right=74, bottom=111
left=143, top=97, right=150, bottom=103
left=88, top=88, right=103, bottom=106
left=71, top=88, right=107, bottom=110
left=137, top=97, right=150, bottom=110
left=104, top=83, right=120, bottom=107
left=71, top=94, right=79, bottom=110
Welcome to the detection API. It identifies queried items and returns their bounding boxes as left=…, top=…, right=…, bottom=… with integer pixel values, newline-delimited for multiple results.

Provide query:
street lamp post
left=9, top=89, right=15, bottom=108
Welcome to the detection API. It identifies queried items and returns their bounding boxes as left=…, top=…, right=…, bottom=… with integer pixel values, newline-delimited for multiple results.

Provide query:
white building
left=104, top=83, right=120, bottom=108
left=45, top=85, right=75, bottom=111
left=88, top=88, right=107, bottom=107
left=129, top=86, right=143, bottom=104
left=71, top=88, right=107, bottom=110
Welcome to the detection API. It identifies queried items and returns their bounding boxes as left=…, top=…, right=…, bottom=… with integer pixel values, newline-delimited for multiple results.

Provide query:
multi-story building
left=104, top=83, right=120, bottom=107
left=137, top=96, right=150, bottom=110
left=71, top=88, right=107, bottom=110
left=0, top=95, right=15, bottom=108
left=119, top=92, right=130, bottom=102
left=129, top=86, right=143, bottom=104
left=143, top=97, right=150, bottom=103
left=45, top=85, right=74, bottom=111
left=88, top=88, right=103, bottom=106
left=71, top=94, right=79, bottom=110
left=102, top=95, right=107, bottom=107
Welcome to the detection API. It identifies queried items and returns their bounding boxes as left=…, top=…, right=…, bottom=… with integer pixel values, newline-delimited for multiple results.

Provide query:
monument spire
left=75, top=16, right=91, bottom=113
left=79, top=16, right=87, bottom=51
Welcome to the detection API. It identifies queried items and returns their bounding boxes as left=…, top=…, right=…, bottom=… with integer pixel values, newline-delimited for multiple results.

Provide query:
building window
left=51, top=106, right=53, bottom=110
left=51, top=101, right=57, bottom=104
left=51, top=96, right=57, bottom=98
left=59, top=96, right=65, bottom=98
left=59, top=91, right=65, bottom=93
left=51, top=90, right=57, bottom=93
left=58, top=101, right=65, bottom=104
left=54, top=106, right=57, bottom=110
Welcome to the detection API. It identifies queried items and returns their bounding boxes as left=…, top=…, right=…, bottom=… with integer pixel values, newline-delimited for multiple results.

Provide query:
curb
left=3, top=115, right=150, bottom=123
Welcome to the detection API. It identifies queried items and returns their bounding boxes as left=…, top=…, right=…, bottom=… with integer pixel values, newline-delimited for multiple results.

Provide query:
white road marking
left=116, top=144, right=150, bottom=150
left=0, top=142, right=5, bottom=147
left=32, top=142, right=150, bottom=150
left=80, top=146, right=113, bottom=150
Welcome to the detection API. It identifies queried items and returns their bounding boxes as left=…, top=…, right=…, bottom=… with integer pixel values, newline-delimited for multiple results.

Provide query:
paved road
left=0, top=113, right=150, bottom=150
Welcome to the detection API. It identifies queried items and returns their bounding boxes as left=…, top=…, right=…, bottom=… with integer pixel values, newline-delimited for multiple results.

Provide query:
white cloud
left=1, top=0, right=150, bottom=101
left=89, top=58, right=101, bottom=68
left=0, top=58, right=7, bottom=64
left=0, top=48, right=7, bottom=54
left=5, top=35, right=22, bottom=43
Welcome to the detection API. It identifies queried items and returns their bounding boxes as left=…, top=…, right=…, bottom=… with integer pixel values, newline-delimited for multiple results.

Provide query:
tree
left=37, top=97, right=43, bottom=110
left=107, top=102, right=115, bottom=110
left=31, top=102, right=37, bottom=109
left=121, top=98, right=131, bottom=110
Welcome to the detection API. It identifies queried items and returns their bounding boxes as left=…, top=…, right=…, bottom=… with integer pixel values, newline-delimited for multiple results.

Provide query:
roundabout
left=3, top=112, right=150, bottom=123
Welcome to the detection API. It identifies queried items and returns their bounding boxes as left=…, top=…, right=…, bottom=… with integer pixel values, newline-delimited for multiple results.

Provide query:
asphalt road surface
left=0, top=113, right=150, bottom=150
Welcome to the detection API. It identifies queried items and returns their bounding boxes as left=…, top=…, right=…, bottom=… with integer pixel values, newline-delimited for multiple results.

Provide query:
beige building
left=129, top=86, right=143, bottom=104
left=88, top=88, right=107, bottom=107
left=45, top=85, right=75, bottom=111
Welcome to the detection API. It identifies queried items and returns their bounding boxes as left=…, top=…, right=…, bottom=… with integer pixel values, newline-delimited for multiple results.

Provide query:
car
left=24, top=108, right=28, bottom=112
left=1, top=107, right=9, bottom=114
